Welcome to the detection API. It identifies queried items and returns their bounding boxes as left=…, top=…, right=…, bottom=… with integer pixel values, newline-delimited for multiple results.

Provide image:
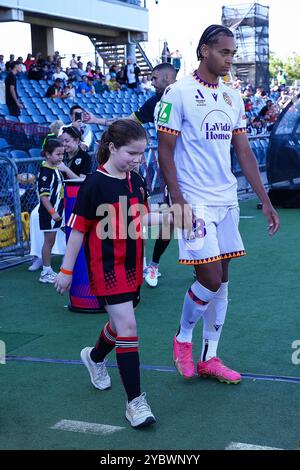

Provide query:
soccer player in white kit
left=157, top=25, right=280, bottom=383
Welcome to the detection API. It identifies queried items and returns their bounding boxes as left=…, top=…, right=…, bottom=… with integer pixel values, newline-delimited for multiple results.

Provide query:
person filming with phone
left=58, top=105, right=93, bottom=151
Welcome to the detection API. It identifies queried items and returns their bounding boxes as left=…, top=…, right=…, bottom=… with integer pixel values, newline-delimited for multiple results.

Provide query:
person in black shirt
left=5, top=61, right=23, bottom=116
left=60, top=126, right=92, bottom=178
left=83, top=63, right=178, bottom=287
left=55, top=120, right=164, bottom=428
left=45, top=78, right=64, bottom=98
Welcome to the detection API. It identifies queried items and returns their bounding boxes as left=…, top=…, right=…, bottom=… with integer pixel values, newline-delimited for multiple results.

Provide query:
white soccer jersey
left=157, top=71, right=247, bottom=206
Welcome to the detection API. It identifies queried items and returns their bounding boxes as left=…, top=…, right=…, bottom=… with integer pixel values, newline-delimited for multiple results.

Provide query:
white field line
left=51, top=419, right=125, bottom=436
left=226, top=442, right=283, bottom=450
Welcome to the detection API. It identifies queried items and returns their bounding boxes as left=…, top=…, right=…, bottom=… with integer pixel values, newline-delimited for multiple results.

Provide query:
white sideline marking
left=240, top=216, right=255, bottom=219
left=51, top=419, right=125, bottom=436
left=226, top=442, right=283, bottom=450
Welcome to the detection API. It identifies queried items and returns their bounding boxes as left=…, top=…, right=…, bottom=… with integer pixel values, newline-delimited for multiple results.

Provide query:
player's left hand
left=54, top=272, right=72, bottom=294
left=262, top=202, right=280, bottom=235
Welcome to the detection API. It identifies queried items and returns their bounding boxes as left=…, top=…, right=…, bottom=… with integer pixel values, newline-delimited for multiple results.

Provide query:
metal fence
left=0, top=135, right=270, bottom=257
left=0, top=153, right=29, bottom=256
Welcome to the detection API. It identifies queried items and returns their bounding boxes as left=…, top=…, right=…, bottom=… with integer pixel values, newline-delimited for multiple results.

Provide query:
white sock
left=176, top=281, right=218, bottom=343
left=201, top=282, right=228, bottom=361
left=42, top=265, right=52, bottom=272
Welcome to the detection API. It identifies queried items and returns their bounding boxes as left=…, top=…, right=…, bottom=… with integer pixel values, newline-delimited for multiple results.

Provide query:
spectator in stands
left=77, top=75, right=95, bottom=95
left=277, top=69, right=287, bottom=87
left=28, top=64, right=46, bottom=81
left=0, top=54, right=5, bottom=70
left=116, top=67, right=126, bottom=88
left=58, top=104, right=93, bottom=151
left=5, top=60, right=23, bottom=117
left=259, top=99, right=275, bottom=120
left=70, top=54, right=78, bottom=70
left=53, top=51, right=62, bottom=67
left=52, top=66, right=68, bottom=83
left=94, top=76, right=110, bottom=94
left=60, top=126, right=92, bottom=178
left=74, top=62, right=85, bottom=81
left=277, top=88, right=291, bottom=111
left=107, top=72, right=121, bottom=92
left=93, top=66, right=103, bottom=80
left=139, top=75, right=154, bottom=93
left=253, top=87, right=265, bottom=111
left=45, top=78, right=64, bottom=98
left=0, top=54, right=5, bottom=79
left=5, top=54, right=15, bottom=72
left=16, top=57, right=26, bottom=73
left=63, top=82, right=75, bottom=100
left=124, top=57, right=140, bottom=89
left=171, top=49, right=182, bottom=71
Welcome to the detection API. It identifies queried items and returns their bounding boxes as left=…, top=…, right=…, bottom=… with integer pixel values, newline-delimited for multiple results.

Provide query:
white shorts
left=177, top=205, right=245, bottom=265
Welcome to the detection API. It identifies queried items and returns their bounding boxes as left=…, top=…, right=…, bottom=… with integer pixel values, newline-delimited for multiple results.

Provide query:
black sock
left=152, top=238, right=171, bottom=264
left=90, top=322, right=116, bottom=363
left=116, top=336, right=141, bottom=402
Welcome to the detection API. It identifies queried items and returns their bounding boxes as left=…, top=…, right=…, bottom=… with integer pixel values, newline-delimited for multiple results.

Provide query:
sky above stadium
left=0, top=0, right=298, bottom=70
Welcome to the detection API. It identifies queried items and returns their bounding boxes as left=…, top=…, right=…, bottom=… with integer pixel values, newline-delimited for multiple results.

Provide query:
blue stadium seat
left=31, top=115, right=47, bottom=124
left=0, top=138, right=12, bottom=152
left=19, top=116, right=33, bottom=124
left=10, top=150, right=29, bottom=159
left=28, top=148, right=42, bottom=158
left=4, top=115, right=19, bottom=122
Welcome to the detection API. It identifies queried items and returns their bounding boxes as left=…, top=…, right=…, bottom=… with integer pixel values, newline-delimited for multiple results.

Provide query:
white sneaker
left=125, top=392, right=156, bottom=428
left=39, top=269, right=57, bottom=284
left=143, top=266, right=161, bottom=278
left=28, top=257, right=43, bottom=271
left=144, top=265, right=159, bottom=287
left=80, top=347, right=111, bottom=390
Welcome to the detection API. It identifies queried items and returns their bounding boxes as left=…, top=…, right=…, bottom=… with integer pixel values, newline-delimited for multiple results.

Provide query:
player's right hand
left=170, top=196, right=193, bottom=231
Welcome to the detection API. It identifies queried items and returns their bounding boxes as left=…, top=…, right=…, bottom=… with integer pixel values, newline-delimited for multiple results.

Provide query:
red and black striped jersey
left=67, top=167, right=149, bottom=296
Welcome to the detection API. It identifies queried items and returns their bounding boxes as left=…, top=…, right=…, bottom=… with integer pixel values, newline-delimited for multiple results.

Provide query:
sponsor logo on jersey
left=205, top=122, right=231, bottom=140
left=158, top=101, right=172, bottom=124
left=195, top=89, right=206, bottom=106
left=223, top=92, right=232, bottom=106
left=212, top=93, right=218, bottom=102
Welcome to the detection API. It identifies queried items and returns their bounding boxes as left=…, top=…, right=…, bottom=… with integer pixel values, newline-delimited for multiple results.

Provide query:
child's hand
left=58, top=162, right=68, bottom=172
left=54, top=272, right=72, bottom=294
left=52, top=212, right=62, bottom=222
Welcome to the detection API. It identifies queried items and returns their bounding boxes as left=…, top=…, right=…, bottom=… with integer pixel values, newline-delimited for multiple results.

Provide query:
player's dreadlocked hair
left=196, top=24, right=234, bottom=60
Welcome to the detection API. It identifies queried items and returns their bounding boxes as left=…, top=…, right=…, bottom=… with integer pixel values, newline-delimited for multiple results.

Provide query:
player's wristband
left=60, top=267, right=73, bottom=276
left=48, top=208, right=55, bottom=215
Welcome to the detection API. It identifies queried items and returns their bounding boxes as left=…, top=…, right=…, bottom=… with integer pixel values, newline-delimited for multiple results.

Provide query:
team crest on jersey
left=75, top=158, right=82, bottom=165
left=195, top=89, right=206, bottom=106
left=223, top=92, right=232, bottom=106
left=42, top=176, right=47, bottom=181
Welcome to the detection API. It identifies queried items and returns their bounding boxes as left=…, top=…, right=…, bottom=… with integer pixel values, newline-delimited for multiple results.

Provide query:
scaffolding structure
left=222, top=3, right=269, bottom=90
